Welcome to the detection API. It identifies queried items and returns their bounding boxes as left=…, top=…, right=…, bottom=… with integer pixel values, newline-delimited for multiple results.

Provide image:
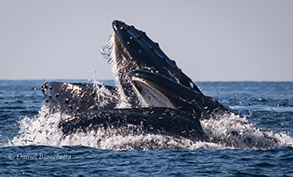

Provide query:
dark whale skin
left=59, top=107, right=205, bottom=141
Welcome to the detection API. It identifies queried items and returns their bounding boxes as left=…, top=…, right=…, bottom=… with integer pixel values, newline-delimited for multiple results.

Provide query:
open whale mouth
left=111, top=20, right=205, bottom=108
left=130, top=73, right=176, bottom=109
left=111, top=20, right=229, bottom=117
left=129, top=70, right=204, bottom=117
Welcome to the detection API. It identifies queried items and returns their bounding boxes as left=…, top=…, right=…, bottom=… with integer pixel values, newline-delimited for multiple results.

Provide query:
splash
left=201, top=113, right=293, bottom=149
left=8, top=104, right=293, bottom=150
left=92, top=79, right=118, bottom=108
left=8, top=104, right=222, bottom=150
left=101, top=35, right=131, bottom=108
left=9, top=106, right=63, bottom=147
left=100, top=34, right=147, bottom=108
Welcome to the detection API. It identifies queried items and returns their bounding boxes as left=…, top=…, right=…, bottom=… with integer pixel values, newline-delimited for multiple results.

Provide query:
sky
left=0, top=0, right=292, bottom=81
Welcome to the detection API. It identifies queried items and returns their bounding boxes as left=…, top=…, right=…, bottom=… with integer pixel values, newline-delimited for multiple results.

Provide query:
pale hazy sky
left=0, top=0, right=292, bottom=81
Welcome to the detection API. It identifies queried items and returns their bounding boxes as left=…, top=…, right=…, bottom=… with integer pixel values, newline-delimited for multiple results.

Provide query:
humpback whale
left=42, top=20, right=231, bottom=141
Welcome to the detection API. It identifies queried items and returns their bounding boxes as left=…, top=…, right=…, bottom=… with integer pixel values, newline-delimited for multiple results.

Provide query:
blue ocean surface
left=0, top=80, right=292, bottom=176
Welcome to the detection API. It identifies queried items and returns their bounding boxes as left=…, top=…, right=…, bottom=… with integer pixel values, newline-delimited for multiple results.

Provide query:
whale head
left=110, top=20, right=204, bottom=108
left=110, top=20, right=229, bottom=117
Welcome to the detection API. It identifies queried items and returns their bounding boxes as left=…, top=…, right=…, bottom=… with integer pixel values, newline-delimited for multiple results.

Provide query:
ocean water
left=0, top=80, right=292, bottom=176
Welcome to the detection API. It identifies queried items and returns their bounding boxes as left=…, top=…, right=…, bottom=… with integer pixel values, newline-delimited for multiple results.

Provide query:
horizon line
left=0, top=78, right=292, bottom=82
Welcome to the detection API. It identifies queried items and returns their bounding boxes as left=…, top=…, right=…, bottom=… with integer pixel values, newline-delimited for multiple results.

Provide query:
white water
left=91, top=79, right=118, bottom=107
left=8, top=104, right=293, bottom=150
left=201, top=113, right=293, bottom=149
left=101, top=35, right=132, bottom=108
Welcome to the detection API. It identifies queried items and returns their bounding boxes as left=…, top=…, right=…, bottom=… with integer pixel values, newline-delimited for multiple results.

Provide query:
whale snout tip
left=112, top=20, right=127, bottom=31
left=112, top=20, right=119, bottom=26
left=112, top=20, right=121, bottom=27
